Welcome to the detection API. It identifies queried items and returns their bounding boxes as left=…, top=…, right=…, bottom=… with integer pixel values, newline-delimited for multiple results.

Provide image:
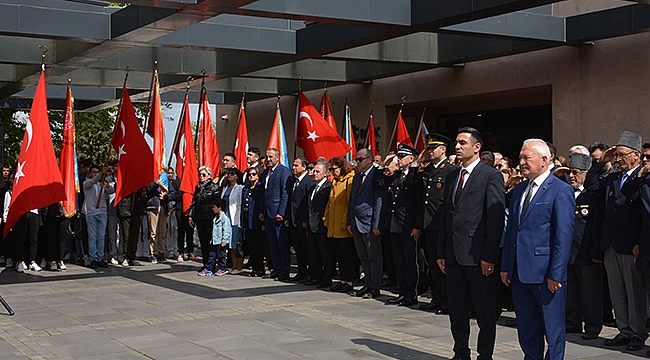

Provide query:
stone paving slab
left=0, top=260, right=647, bottom=359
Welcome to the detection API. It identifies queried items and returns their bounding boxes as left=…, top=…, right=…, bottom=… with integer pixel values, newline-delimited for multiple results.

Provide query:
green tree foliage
left=0, top=109, right=22, bottom=166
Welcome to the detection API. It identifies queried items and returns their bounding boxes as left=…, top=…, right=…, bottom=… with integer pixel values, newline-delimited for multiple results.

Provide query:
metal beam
left=325, top=33, right=439, bottom=64
left=440, top=11, right=565, bottom=42
left=566, top=3, right=650, bottom=43
left=436, top=33, right=553, bottom=65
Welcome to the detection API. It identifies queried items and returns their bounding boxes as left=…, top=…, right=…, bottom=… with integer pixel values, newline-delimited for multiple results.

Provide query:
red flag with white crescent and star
left=173, top=97, right=198, bottom=215
left=111, top=87, right=154, bottom=205
left=296, top=91, right=351, bottom=162
left=4, top=70, right=65, bottom=236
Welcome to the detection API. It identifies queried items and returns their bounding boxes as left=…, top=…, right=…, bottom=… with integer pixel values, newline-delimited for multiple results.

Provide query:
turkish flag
left=234, top=103, right=249, bottom=170
left=147, top=76, right=168, bottom=190
left=198, top=89, right=221, bottom=176
left=414, top=116, right=429, bottom=153
left=364, top=112, right=378, bottom=156
left=111, top=87, right=154, bottom=205
left=173, top=97, right=198, bottom=215
left=59, top=84, right=78, bottom=218
left=296, top=91, right=351, bottom=162
left=319, top=89, right=337, bottom=130
left=4, top=70, right=65, bottom=236
left=388, top=110, right=412, bottom=152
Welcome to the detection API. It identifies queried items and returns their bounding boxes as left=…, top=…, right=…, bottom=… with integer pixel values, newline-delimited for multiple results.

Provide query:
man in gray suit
left=438, top=127, right=505, bottom=360
left=347, top=148, right=384, bottom=299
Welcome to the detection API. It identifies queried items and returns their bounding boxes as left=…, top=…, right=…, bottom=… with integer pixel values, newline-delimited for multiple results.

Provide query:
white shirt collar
left=461, top=157, right=481, bottom=175
left=434, top=157, right=447, bottom=168
left=530, top=168, right=551, bottom=188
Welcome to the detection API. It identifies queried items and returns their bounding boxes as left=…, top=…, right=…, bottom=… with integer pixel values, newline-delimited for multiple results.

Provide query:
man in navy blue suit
left=501, top=139, right=575, bottom=360
left=347, top=148, right=384, bottom=299
left=260, top=148, right=292, bottom=281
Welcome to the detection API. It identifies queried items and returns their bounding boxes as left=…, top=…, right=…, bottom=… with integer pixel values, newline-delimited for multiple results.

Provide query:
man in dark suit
left=438, top=127, right=505, bottom=360
left=415, top=133, right=457, bottom=314
left=501, top=139, right=575, bottom=360
left=589, top=131, right=648, bottom=351
left=563, top=153, right=605, bottom=340
left=260, top=148, right=292, bottom=281
left=285, top=156, right=316, bottom=282
left=638, top=159, right=650, bottom=357
left=385, top=143, right=423, bottom=307
left=307, top=162, right=335, bottom=287
left=347, top=149, right=384, bottom=299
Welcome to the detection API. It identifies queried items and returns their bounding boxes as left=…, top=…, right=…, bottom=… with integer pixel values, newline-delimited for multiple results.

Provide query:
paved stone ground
left=0, top=260, right=645, bottom=359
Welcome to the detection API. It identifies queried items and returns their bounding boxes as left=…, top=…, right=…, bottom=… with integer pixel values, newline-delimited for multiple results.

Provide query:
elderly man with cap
left=564, top=153, right=605, bottom=340
left=587, top=130, right=648, bottom=351
left=384, top=143, right=424, bottom=307
left=414, top=133, right=457, bottom=314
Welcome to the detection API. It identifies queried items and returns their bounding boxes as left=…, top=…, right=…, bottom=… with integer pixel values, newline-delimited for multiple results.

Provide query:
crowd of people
left=2, top=128, right=650, bottom=360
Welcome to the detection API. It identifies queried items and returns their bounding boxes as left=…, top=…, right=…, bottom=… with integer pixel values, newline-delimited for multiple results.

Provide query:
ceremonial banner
left=342, top=103, right=357, bottom=162
left=364, top=111, right=378, bottom=156
left=388, top=109, right=412, bottom=152
left=199, top=89, right=221, bottom=176
left=173, top=97, right=199, bottom=214
left=267, top=102, right=290, bottom=167
left=4, top=71, right=65, bottom=236
left=234, top=102, right=249, bottom=171
left=147, top=74, right=168, bottom=191
left=59, top=83, right=78, bottom=217
left=319, top=89, right=337, bottom=130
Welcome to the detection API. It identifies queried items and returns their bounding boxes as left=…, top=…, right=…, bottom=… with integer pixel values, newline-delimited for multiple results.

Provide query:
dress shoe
left=625, top=337, right=644, bottom=351
left=288, top=274, right=304, bottom=282
left=435, top=307, right=449, bottom=315
left=264, top=271, right=279, bottom=279
left=419, top=302, right=441, bottom=312
left=275, top=273, right=290, bottom=282
left=504, top=318, right=517, bottom=327
left=317, top=281, right=332, bottom=288
left=299, top=276, right=312, bottom=284
left=582, top=333, right=599, bottom=340
left=566, top=327, right=582, bottom=334
left=330, top=282, right=344, bottom=292
left=380, top=279, right=397, bottom=287
left=604, top=333, right=630, bottom=346
left=398, top=297, right=418, bottom=307
left=448, top=356, right=470, bottom=360
left=304, top=278, right=320, bottom=285
left=354, top=286, right=370, bottom=297
left=362, top=289, right=381, bottom=299
left=385, top=295, right=405, bottom=305
left=338, top=283, right=353, bottom=293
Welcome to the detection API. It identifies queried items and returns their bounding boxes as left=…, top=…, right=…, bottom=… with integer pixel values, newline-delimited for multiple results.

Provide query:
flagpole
left=363, top=102, right=375, bottom=149
left=340, top=98, right=347, bottom=136
left=293, top=75, right=302, bottom=159
left=168, top=76, right=192, bottom=168
left=194, top=69, right=206, bottom=149
left=142, top=61, right=157, bottom=133
left=97, top=68, right=130, bottom=208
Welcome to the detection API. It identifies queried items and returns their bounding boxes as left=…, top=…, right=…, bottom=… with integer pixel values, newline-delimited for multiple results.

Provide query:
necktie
left=293, top=178, right=300, bottom=192
left=521, top=181, right=536, bottom=221
left=311, top=184, right=320, bottom=201
left=357, top=173, right=365, bottom=193
left=619, top=173, right=628, bottom=191
left=454, top=169, right=468, bottom=204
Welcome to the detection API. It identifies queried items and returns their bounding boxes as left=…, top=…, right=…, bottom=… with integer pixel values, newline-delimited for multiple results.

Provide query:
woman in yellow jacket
left=323, top=156, right=357, bottom=293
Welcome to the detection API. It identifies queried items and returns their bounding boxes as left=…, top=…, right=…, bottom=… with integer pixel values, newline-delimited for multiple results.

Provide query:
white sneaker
left=39, top=259, right=48, bottom=269
left=110, top=258, right=119, bottom=265
left=6, top=258, right=13, bottom=268
left=29, top=262, right=42, bottom=271
left=16, top=262, right=26, bottom=273
left=49, top=261, right=58, bottom=271
left=230, top=269, right=241, bottom=275
left=122, top=259, right=129, bottom=267
left=58, top=261, right=67, bottom=270
left=176, top=255, right=184, bottom=262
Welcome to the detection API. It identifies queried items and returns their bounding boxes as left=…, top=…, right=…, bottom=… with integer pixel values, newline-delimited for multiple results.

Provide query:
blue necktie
left=619, top=173, right=628, bottom=191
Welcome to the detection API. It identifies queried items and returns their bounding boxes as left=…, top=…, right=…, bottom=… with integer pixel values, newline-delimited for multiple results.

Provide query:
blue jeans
left=205, top=243, right=228, bottom=272
left=87, top=214, right=107, bottom=262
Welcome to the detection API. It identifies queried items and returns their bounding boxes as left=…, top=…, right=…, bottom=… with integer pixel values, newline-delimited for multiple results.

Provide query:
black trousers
left=246, top=228, right=266, bottom=274
left=331, top=237, right=357, bottom=282
left=196, top=219, right=213, bottom=268
left=566, top=263, right=603, bottom=336
left=423, top=229, right=446, bottom=306
left=390, top=232, right=419, bottom=298
left=178, top=214, right=194, bottom=255
left=309, top=231, right=335, bottom=282
left=446, top=262, right=497, bottom=360
left=289, top=225, right=309, bottom=276
left=381, top=230, right=395, bottom=279
left=120, top=215, right=140, bottom=261
left=13, top=212, right=40, bottom=263
left=42, top=216, right=63, bottom=262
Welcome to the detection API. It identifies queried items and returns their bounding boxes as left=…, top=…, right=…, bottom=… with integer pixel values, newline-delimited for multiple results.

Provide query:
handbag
left=236, top=231, right=249, bottom=258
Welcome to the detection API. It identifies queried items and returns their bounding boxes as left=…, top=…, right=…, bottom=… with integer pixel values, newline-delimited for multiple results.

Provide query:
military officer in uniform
left=415, top=133, right=457, bottom=314
left=385, top=143, right=424, bottom=307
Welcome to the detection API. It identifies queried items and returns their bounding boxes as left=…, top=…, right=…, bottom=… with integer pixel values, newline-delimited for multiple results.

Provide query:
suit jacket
left=570, top=189, right=604, bottom=265
left=346, top=166, right=383, bottom=234
left=415, top=159, right=457, bottom=231
left=261, top=164, right=292, bottom=219
left=592, top=162, right=645, bottom=255
left=439, top=161, right=505, bottom=266
left=638, top=176, right=650, bottom=271
left=387, top=166, right=422, bottom=234
left=242, top=181, right=264, bottom=230
left=501, top=174, right=575, bottom=283
left=287, top=174, right=316, bottom=228
left=308, top=180, right=331, bottom=234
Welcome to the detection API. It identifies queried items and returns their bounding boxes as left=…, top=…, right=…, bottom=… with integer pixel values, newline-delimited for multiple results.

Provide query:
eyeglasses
left=248, top=173, right=258, bottom=177
left=355, top=157, right=370, bottom=162
left=330, top=166, right=340, bottom=170
left=615, top=150, right=635, bottom=159
left=641, top=154, right=650, bottom=161
left=199, top=173, right=208, bottom=177
left=494, top=164, right=503, bottom=169
left=569, top=169, right=585, bottom=176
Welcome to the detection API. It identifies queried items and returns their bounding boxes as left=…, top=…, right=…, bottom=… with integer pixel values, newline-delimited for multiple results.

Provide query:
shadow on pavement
left=351, top=338, right=446, bottom=359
